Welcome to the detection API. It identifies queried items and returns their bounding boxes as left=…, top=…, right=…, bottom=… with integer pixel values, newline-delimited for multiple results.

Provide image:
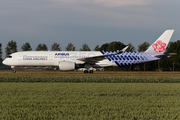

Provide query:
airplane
left=2, top=30, right=174, bottom=73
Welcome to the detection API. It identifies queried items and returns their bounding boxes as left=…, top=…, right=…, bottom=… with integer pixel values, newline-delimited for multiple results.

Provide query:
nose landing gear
left=13, top=70, right=16, bottom=73
left=11, top=66, right=16, bottom=73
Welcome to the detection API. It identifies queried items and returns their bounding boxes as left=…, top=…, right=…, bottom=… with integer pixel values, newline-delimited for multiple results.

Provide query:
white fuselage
left=2, top=51, right=117, bottom=68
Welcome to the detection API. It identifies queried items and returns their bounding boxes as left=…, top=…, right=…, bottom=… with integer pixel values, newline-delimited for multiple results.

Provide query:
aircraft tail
left=145, top=30, right=174, bottom=54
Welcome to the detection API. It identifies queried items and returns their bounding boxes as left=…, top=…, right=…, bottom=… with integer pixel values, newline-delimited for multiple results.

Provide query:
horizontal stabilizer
left=154, top=53, right=177, bottom=58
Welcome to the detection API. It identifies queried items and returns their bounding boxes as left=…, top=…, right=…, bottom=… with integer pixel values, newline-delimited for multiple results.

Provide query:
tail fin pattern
left=145, top=30, right=174, bottom=54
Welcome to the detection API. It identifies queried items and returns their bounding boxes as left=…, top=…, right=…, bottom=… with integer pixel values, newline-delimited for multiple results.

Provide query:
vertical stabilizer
left=145, top=30, right=174, bottom=54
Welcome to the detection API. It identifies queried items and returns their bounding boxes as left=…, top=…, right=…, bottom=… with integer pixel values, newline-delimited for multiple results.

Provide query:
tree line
left=1, top=40, right=135, bottom=58
left=0, top=40, right=180, bottom=71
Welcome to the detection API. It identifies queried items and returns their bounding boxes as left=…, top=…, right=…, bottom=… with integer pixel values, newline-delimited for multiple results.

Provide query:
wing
left=78, top=46, right=128, bottom=64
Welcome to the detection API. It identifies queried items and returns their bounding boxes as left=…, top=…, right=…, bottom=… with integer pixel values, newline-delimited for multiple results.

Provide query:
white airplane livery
left=3, top=30, right=174, bottom=73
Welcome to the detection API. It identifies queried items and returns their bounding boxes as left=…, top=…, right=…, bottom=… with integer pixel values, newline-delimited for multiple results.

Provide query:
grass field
left=0, top=71, right=180, bottom=119
left=1, top=83, right=180, bottom=119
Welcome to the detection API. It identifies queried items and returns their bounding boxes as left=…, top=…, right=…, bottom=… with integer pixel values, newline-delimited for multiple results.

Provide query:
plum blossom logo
left=152, top=40, right=166, bottom=52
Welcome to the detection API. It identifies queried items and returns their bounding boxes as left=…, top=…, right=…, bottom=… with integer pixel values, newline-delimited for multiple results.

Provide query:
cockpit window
left=7, top=56, right=12, bottom=58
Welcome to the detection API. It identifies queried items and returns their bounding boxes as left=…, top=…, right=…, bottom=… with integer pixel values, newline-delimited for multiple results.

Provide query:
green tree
left=80, top=44, right=91, bottom=51
left=137, top=42, right=150, bottom=52
left=99, top=43, right=109, bottom=51
left=5, top=40, right=17, bottom=57
left=163, top=40, right=180, bottom=71
left=66, top=43, right=76, bottom=51
left=126, top=43, right=135, bottom=51
left=51, top=43, right=61, bottom=51
left=36, top=44, right=48, bottom=51
left=94, top=45, right=100, bottom=51
left=0, top=43, right=2, bottom=61
left=165, top=41, right=180, bottom=54
left=21, top=42, right=32, bottom=51
left=108, top=41, right=126, bottom=51
left=99, top=41, right=126, bottom=51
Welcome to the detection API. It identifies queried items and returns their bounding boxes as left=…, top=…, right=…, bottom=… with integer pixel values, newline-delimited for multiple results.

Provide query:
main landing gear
left=83, top=64, right=94, bottom=74
left=84, top=70, right=93, bottom=74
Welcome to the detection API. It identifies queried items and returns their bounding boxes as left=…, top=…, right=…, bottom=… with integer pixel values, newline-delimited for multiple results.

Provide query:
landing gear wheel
left=89, top=70, right=93, bottom=74
left=13, top=70, right=16, bottom=73
left=84, top=70, right=88, bottom=73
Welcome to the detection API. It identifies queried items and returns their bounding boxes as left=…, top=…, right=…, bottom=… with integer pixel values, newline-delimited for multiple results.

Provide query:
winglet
left=121, top=46, right=129, bottom=52
left=117, top=46, right=129, bottom=54
left=101, top=46, right=129, bottom=57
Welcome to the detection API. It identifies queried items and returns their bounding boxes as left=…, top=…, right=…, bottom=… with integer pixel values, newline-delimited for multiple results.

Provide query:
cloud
left=53, top=0, right=149, bottom=7
left=47, top=0, right=158, bottom=29
left=0, top=0, right=164, bottom=30
left=89, top=0, right=146, bottom=7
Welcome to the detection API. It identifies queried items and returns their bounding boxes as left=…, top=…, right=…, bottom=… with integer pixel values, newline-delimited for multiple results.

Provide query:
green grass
left=1, top=83, right=180, bottom=119
left=1, top=75, right=180, bottom=83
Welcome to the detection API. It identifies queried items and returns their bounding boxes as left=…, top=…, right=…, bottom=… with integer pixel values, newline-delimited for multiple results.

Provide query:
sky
left=0, top=0, right=180, bottom=58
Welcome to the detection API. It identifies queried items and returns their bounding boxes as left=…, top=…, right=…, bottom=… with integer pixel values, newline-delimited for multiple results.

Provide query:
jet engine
left=59, top=61, right=75, bottom=71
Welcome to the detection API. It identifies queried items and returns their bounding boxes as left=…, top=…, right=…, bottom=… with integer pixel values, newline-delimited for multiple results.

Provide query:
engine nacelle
left=59, top=61, right=75, bottom=71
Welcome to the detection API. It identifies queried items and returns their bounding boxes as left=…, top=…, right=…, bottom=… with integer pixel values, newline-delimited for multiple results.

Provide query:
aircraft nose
left=2, top=59, right=6, bottom=65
